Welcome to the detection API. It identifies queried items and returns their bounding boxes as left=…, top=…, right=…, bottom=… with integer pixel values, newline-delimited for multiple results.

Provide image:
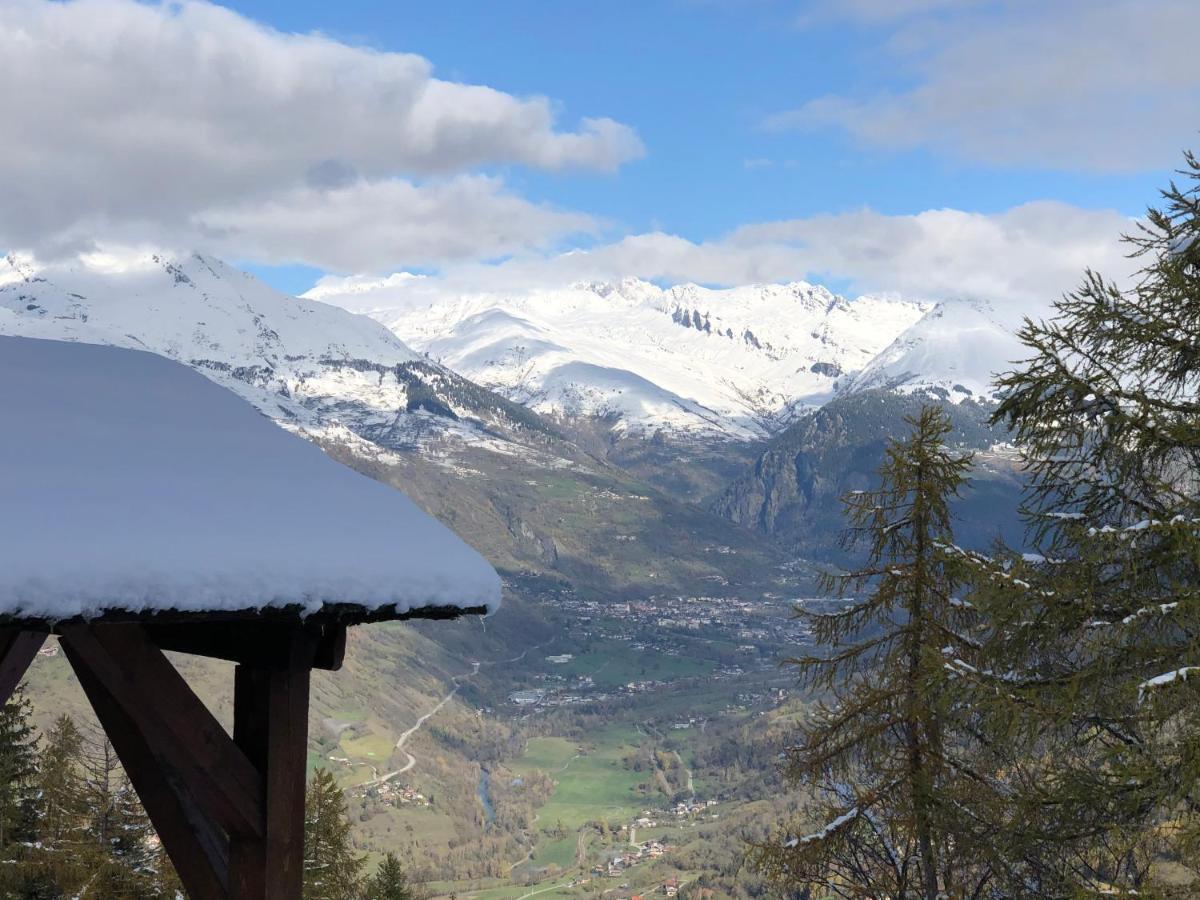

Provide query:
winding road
left=359, top=642, right=548, bottom=788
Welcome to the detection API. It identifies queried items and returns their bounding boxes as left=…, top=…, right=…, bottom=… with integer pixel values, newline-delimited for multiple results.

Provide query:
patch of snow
left=783, top=807, right=859, bottom=848
left=0, top=252, right=536, bottom=463
left=1138, top=667, right=1200, bottom=702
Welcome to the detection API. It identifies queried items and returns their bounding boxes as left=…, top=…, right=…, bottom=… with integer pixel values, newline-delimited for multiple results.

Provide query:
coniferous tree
left=38, top=715, right=87, bottom=849
left=966, top=149, right=1200, bottom=890
left=0, top=686, right=41, bottom=850
left=108, top=775, right=158, bottom=878
left=12, top=713, right=93, bottom=896
left=754, top=407, right=1004, bottom=898
left=363, top=852, right=420, bottom=900
left=304, top=767, right=364, bottom=900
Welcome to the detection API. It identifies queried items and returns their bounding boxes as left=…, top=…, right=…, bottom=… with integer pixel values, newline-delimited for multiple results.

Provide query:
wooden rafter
left=145, top=620, right=346, bottom=671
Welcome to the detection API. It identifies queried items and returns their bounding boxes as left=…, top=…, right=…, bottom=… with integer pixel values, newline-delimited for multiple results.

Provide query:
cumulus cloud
left=0, top=0, right=640, bottom=267
left=774, top=0, right=1199, bottom=172
left=309, top=201, right=1137, bottom=313
left=195, top=177, right=596, bottom=273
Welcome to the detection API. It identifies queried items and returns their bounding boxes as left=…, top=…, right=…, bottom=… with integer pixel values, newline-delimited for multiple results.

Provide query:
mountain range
left=1, top=251, right=1029, bottom=583
left=308, top=273, right=1024, bottom=441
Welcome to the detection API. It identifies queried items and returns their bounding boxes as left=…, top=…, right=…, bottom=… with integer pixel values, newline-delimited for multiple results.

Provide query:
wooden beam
left=228, top=652, right=310, bottom=899
left=58, top=624, right=265, bottom=840
left=63, top=638, right=230, bottom=900
left=143, top=620, right=345, bottom=670
left=0, top=628, right=46, bottom=705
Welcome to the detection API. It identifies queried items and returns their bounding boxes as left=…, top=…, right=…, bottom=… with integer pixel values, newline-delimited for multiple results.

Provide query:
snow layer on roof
left=0, top=335, right=501, bottom=620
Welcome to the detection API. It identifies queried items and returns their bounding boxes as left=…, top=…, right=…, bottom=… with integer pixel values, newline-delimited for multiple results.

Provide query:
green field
left=341, top=728, right=396, bottom=761
left=511, top=737, right=579, bottom=774
left=525, top=726, right=645, bottom=830
left=460, top=883, right=577, bottom=900
left=532, top=834, right=577, bottom=868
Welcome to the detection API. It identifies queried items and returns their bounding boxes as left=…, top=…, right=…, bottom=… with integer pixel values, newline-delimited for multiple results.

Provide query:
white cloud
left=194, top=177, right=595, bottom=273
left=309, top=201, right=1137, bottom=312
left=774, top=0, right=1199, bottom=172
left=0, top=0, right=640, bottom=266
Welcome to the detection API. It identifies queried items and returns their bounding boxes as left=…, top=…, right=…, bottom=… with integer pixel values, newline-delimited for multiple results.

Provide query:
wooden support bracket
left=0, top=627, right=47, bottom=705
left=58, top=622, right=314, bottom=900
left=64, top=637, right=232, bottom=899
left=59, top=624, right=265, bottom=840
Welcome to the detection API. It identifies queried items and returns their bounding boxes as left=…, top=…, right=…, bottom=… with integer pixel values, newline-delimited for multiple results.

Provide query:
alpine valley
left=5, top=252, right=1030, bottom=898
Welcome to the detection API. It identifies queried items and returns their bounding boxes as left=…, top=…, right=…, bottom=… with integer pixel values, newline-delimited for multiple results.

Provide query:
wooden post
left=228, top=663, right=310, bottom=899
left=222, top=629, right=315, bottom=900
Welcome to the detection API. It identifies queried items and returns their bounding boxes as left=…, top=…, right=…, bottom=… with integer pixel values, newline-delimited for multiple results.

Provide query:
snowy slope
left=845, top=298, right=1026, bottom=401
left=307, top=276, right=931, bottom=439
left=0, top=335, right=500, bottom=618
left=0, top=252, right=550, bottom=457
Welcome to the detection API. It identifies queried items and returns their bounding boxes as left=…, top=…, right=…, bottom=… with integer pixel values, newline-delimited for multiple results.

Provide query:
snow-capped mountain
left=1, top=251, right=1030, bottom=460
left=0, top=253, right=554, bottom=458
left=307, top=276, right=933, bottom=440
left=845, top=298, right=1025, bottom=401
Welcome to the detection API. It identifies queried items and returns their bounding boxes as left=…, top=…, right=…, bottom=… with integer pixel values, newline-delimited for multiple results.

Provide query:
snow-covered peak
left=0, top=252, right=556, bottom=467
left=309, top=274, right=931, bottom=439
left=1, top=251, right=420, bottom=370
left=845, top=298, right=1026, bottom=402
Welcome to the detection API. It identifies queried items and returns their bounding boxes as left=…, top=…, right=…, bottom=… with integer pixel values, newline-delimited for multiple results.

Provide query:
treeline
left=753, top=152, right=1200, bottom=897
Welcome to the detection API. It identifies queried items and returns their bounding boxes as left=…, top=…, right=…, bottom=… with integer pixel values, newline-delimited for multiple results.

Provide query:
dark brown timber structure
left=0, top=603, right=482, bottom=900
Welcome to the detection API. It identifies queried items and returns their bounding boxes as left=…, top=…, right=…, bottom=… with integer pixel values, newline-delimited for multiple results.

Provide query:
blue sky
left=2, top=0, right=1196, bottom=302
left=231, top=0, right=1166, bottom=221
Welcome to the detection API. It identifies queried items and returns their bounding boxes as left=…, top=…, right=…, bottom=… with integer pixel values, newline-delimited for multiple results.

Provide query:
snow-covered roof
left=0, top=336, right=501, bottom=621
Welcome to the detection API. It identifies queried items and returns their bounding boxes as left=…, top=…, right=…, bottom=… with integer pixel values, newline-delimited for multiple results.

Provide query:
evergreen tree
left=9, top=713, right=94, bottom=896
left=754, top=407, right=1003, bottom=898
left=108, top=775, right=158, bottom=879
left=363, top=852, right=419, bottom=900
left=0, top=686, right=41, bottom=850
left=304, top=767, right=364, bottom=900
left=38, top=715, right=87, bottom=848
left=968, top=149, right=1200, bottom=889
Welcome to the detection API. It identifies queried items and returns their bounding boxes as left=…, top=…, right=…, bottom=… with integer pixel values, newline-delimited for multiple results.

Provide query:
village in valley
left=310, top=580, right=811, bottom=898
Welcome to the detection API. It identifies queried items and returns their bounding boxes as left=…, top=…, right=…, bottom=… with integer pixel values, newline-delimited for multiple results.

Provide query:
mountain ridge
left=0, top=252, right=566, bottom=459
left=308, top=273, right=1024, bottom=440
